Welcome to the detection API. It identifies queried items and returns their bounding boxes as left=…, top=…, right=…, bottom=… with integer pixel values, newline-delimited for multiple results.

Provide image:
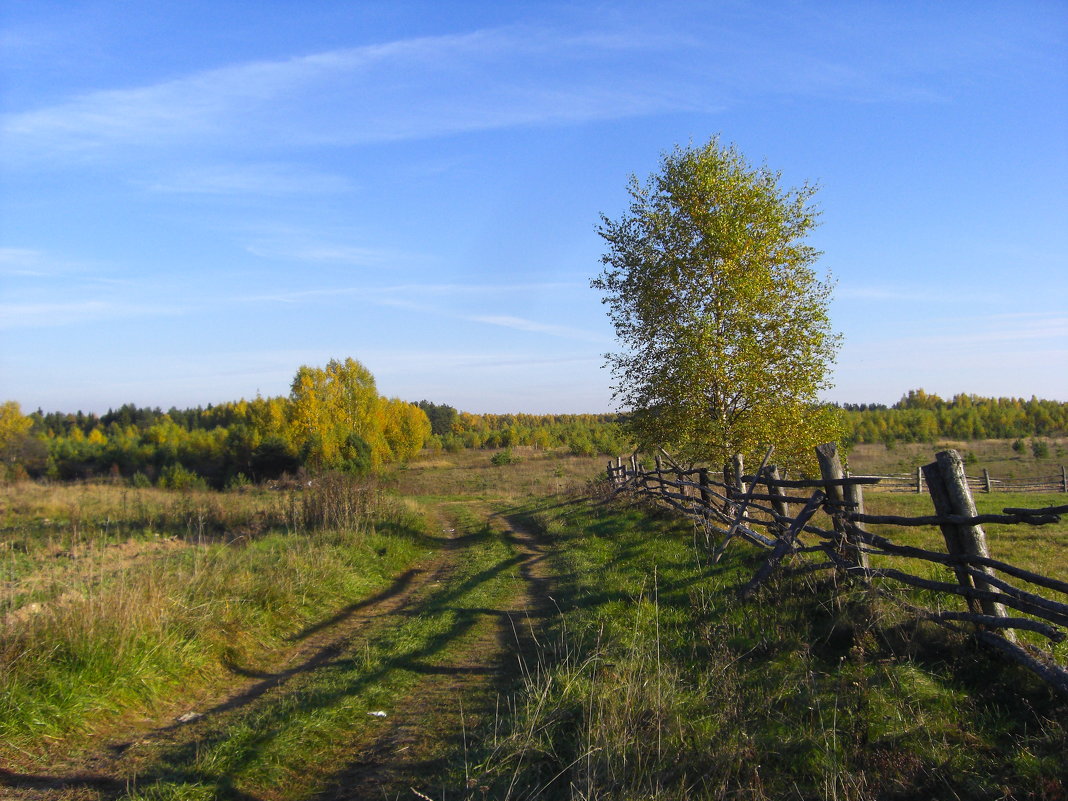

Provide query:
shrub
left=227, top=472, right=252, bottom=490
left=251, top=436, right=300, bottom=480
left=567, top=435, right=597, bottom=457
left=158, top=463, right=208, bottom=491
left=491, top=449, right=519, bottom=466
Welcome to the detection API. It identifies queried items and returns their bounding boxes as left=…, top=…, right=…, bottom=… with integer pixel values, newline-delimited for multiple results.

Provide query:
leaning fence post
left=1062, top=465, right=1067, bottom=493
left=922, top=449, right=1014, bottom=641
left=815, top=442, right=869, bottom=569
left=983, top=468, right=992, bottom=494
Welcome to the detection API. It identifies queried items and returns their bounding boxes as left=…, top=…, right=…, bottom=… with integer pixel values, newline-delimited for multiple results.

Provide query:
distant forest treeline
left=17, top=401, right=628, bottom=485
left=840, top=389, right=1068, bottom=445
left=2, top=387, right=1065, bottom=486
left=0, top=388, right=628, bottom=487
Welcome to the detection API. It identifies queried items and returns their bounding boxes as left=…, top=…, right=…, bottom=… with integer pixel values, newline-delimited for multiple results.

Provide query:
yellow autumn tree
left=0, top=401, right=32, bottom=448
left=0, top=401, right=36, bottom=479
left=287, top=358, right=430, bottom=472
left=382, top=398, right=432, bottom=462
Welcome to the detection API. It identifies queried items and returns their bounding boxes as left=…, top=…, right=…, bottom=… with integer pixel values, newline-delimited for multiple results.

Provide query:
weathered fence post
left=815, top=442, right=869, bottom=569
left=843, top=474, right=870, bottom=565
left=698, top=468, right=712, bottom=508
left=766, top=465, right=791, bottom=535
left=916, top=465, right=924, bottom=494
left=922, top=449, right=1014, bottom=640
left=983, top=468, right=992, bottom=494
left=1062, top=465, right=1067, bottom=493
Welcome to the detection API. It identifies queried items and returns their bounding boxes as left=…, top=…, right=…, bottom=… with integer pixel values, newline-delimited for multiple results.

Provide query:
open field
left=847, top=437, right=1068, bottom=483
left=1, top=447, right=1066, bottom=799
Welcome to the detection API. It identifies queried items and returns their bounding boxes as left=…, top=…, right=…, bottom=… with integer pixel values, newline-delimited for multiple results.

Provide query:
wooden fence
left=868, top=465, right=1068, bottom=494
left=606, top=444, right=1068, bottom=697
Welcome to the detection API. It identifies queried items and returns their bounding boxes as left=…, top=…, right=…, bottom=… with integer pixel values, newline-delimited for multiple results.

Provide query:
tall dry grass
left=0, top=474, right=429, bottom=762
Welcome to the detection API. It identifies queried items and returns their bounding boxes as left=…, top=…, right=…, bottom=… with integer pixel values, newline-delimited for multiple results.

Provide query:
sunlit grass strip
left=116, top=506, right=519, bottom=801
left=474, top=498, right=1068, bottom=800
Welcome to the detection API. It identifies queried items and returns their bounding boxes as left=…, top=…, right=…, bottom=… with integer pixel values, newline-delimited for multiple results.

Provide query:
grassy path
left=0, top=501, right=553, bottom=801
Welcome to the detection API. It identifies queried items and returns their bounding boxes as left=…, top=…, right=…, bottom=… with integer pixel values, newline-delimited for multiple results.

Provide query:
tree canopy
left=592, top=137, right=842, bottom=469
left=288, top=357, right=430, bottom=472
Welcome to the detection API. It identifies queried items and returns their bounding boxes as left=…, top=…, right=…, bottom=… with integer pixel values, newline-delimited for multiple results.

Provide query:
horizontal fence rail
left=606, top=445, right=1068, bottom=697
left=856, top=466, right=1068, bottom=494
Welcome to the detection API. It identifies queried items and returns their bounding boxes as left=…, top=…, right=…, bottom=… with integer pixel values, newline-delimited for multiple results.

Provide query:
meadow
left=0, top=441, right=1065, bottom=799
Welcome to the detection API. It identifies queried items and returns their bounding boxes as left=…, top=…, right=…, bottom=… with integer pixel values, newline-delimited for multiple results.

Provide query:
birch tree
left=592, top=137, right=842, bottom=469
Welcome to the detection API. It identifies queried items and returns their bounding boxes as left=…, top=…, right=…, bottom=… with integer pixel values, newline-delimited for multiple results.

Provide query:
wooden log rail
left=607, top=444, right=1068, bottom=696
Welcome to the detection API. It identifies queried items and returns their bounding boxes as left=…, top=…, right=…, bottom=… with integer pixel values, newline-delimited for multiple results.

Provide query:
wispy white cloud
left=835, top=284, right=996, bottom=303
left=244, top=241, right=407, bottom=267
left=1, top=5, right=1040, bottom=173
left=147, top=163, right=351, bottom=195
left=0, top=247, right=49, bottom=276
left=0, top=247, right=104, bottom=279
left=234, top=280, right=608, bottom=343
left=355, top=348, right=600, bottom=372
left=0, top=299, right=187, bottom=329
left=385, top=281, right=585, bottom=296
left=466, top=313, right=610, bottom=343
left=841, top=312, right=1068, bottom=358
left=0, top=27, right=698, bottom=164
left=239, top=281, right=583, bottom=304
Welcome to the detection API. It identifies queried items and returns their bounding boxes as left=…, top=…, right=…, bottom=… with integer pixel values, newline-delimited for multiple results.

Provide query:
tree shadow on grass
left=1, top=521, right=533, bottom=801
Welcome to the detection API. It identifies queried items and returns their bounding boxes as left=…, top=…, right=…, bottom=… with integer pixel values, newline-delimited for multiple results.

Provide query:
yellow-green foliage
left=287, top=357, right=431, bottom=470
left=593, top=137, right=842, bottom=472
left=843, top=390, right=1068, bottom=444
left=11, top=357, right=432, bottom=484
left=0, top=401, right=36, bottom=480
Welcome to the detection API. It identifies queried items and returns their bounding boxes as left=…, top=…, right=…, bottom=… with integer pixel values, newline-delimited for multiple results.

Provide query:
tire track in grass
left=313, top=507, right=554, bottom=800
left=0, top=503, right=555, bottom=801
left=0, top=532, right=456, bottom=800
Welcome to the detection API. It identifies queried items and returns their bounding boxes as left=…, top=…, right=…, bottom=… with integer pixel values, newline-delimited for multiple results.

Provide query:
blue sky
left=2, top=1, right=1066, bottom=414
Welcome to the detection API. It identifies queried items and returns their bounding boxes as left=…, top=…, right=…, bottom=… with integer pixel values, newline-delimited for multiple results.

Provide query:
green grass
left=116, top=504, right=521, bottom=800
left=4, top=451, right=1066, bottom=798
left=847, top=437, right=1068, bottom=482
left=0, top=477, right=433, bottom=764
left=469, top=494, right=1068, bottom=800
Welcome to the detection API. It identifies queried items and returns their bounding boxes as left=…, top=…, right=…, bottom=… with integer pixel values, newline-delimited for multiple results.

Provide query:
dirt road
left=0, top=505, right=553, bottom=801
